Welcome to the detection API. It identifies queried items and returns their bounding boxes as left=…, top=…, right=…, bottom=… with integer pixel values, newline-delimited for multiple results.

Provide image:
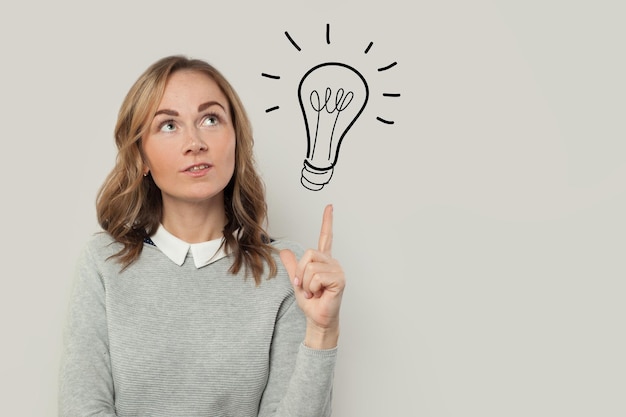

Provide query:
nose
left=184, top=128, right=208, bottom=154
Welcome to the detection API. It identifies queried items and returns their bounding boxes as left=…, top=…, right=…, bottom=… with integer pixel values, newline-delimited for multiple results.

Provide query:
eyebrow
left=198, top=101, right=226, bottom=113
left=154, top=109, right=178, bottom=117
left=154, top=101, right=226, bottom=118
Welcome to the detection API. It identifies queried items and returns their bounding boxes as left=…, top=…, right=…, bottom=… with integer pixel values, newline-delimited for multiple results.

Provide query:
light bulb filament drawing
left=299, top=62, right=368, bottom=191
left=309, top=87, right=354, bottom=160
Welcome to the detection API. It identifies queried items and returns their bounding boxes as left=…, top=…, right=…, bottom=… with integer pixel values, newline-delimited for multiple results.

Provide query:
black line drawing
left=263, top=23, right=401, bottom=191
left=377, top=62, right=398, bottom=71
left=298, top=62, right=369, bottom=190
left=284, top=31, right=301, bottom=51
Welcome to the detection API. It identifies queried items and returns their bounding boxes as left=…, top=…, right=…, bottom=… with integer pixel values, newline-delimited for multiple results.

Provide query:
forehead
left=159, top=69, right=228, bottom=107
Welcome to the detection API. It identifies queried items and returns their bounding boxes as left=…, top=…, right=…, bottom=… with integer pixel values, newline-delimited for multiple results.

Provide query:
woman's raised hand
left=279, top=204, right=346, bottom=349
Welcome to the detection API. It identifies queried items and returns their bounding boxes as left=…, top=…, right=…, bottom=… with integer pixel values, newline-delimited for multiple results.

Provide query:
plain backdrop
left=2, top=1, right=625, bottom=416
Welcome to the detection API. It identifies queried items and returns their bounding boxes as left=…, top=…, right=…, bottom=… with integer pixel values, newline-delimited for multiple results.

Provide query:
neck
left=161, top=198, right=227, bottom=243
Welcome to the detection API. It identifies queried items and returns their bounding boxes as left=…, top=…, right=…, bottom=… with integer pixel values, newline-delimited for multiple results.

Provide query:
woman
left=59, top=55, right=345, bottom=416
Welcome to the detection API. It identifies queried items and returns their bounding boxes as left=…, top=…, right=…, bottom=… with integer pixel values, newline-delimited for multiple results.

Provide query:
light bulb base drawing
left=301, top=161, right=334, bottom=191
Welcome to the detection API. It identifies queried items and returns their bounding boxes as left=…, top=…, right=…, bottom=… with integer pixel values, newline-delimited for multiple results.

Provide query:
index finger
left=318, top=204, right=334, bottom=255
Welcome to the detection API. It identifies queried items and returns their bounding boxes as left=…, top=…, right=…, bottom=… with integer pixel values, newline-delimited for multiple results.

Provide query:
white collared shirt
left=150, top=224, right=228, bottom=268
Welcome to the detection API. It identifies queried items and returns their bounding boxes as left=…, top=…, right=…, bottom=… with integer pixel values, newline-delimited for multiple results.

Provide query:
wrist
left=304, top=322, right=339, bottom=350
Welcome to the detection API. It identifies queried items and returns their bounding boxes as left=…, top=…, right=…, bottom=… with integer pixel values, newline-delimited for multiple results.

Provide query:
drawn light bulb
left=298, top=62, right=369, bottom=191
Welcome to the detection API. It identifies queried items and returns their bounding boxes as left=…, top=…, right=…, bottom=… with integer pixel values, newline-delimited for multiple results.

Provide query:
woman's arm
left=260, top=204, right=345, bottom=416
left=258, top=295, right=337, bottom=417
left=59, top=244, right=117, bottom=417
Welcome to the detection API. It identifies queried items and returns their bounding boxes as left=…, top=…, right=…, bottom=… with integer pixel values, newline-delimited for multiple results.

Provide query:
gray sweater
left=59, top=232, right=336, bottom=416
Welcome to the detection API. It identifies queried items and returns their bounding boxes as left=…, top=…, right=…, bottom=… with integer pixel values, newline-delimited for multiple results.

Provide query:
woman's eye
left=202, top=114, right=219, bottom=127
left=159, top=121, right=176, bottom=132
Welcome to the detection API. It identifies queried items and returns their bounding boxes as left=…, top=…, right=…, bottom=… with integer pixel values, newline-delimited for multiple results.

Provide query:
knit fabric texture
left=59, top=232, right=337, bottom=416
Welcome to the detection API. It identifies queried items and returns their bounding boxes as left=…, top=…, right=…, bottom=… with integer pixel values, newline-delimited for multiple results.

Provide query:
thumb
left=279, top=249, right=298, bottom=286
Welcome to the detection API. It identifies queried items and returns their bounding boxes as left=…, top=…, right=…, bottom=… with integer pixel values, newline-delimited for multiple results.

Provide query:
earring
left=143, top=171, right=149, bottom=177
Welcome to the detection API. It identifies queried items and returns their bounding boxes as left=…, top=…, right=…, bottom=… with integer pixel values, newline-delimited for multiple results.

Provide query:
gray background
left=2, top=0, right=625, bottom=416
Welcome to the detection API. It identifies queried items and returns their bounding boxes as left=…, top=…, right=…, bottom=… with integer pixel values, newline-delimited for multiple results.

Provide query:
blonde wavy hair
left=96, top=55, right=277, bottom=284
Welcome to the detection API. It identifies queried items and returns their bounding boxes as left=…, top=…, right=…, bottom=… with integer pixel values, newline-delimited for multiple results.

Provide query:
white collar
left=150, top=224, right=228, bottom=268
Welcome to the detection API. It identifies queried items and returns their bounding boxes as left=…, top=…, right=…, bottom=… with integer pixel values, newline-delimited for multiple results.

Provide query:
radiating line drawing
left=263, top=23, right=401, bottom=191
left=378, top=62, right=398, bottom=71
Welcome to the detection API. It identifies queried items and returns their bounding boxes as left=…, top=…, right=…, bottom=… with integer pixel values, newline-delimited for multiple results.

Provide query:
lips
left=184, top=163, right=211, bottom=172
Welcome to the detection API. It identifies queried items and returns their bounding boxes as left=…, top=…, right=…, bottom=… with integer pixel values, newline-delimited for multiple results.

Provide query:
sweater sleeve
left=258, top=294, right=337, bottom=417
left=59, top=243, right=118, bottom=417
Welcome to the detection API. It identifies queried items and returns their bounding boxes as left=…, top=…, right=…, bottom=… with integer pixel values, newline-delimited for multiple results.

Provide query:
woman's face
left=142, top=70, right=236, bottom=210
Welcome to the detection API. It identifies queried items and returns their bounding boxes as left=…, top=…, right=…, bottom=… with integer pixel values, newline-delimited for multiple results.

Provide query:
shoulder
left=72, top=232, right=118, bottom=274
left=270, top=238, right=305, bottom=258
left=251, top=238, right=304, bottom=289
left=76, top=232, right=165, bottom=282
left=81, top=231, right=121, bottom=258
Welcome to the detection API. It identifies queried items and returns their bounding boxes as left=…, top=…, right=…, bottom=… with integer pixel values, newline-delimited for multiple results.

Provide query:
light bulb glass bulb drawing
left=298, top=62, right=369, bottom=191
